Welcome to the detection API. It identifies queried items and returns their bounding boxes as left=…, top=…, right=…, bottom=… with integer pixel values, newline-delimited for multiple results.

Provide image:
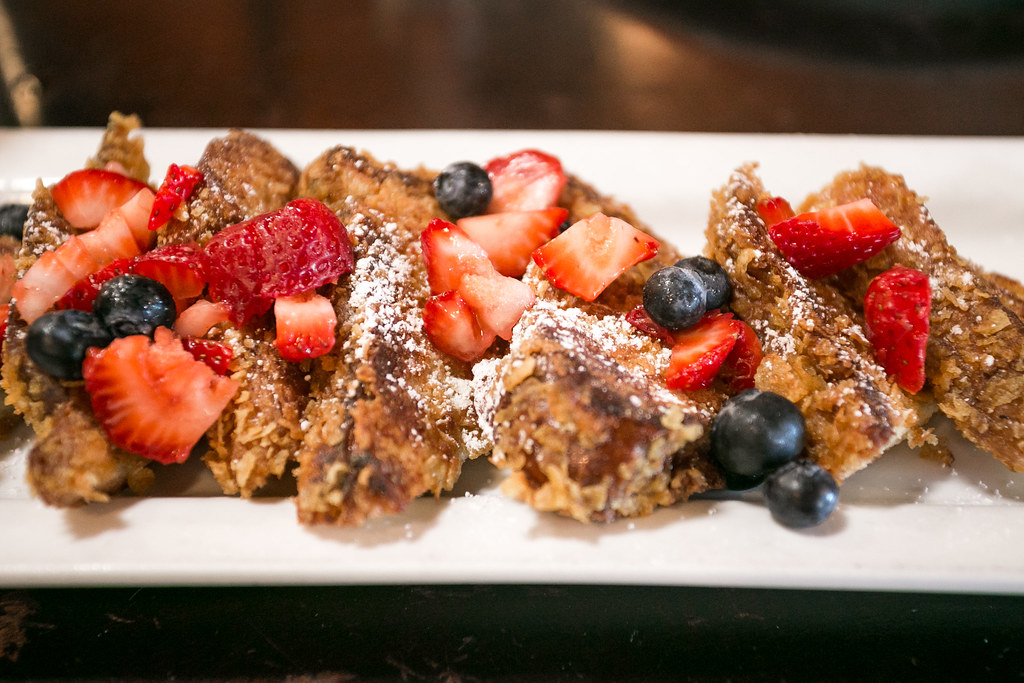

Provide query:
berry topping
left=93, top=274, right=176, bottom=339
left=82, top=327, right=238, bottom=464
left=422, top=290, right=497, bottom=362
left=273, top=291, right=338, bottom=362
left=642, top=266, right=707, bottom=331
left=433, top=162, right=493, bottom=220
left=55, top=257, right=135, bottom=312
left=674, top=255, right=732, bottom=310
left=665, top=311, right=739, bottom=391
left=50, top=169, right=149, bottom=229
left=864, top=265, right=931, bottom=394
left=458, top=271, right=536, bottom=340
left=149, top=164, right=203, bottom=232
left=26, top=309, right=113, bottom=380
left=718, top=318, right=763, bottom=392
left=755, top=195, right=796, bottom=227
left=181, top=337, right=235, bottom=376
left=457, top=207, right=567, bottom=277
left=203, top=198, right=355, bottom=324
left=0, top=203, right=28, bottom=240
left=78, top=210, right=143, bottom=264
left=767, top=198, right=902, bottom=280
left=113, top=186, right=157, bottom=250
left=531, top=212, right=659, bottom=302
left=173, top=299, right=231, bottom=338
left=710, top=389, right=806, bottom=490
left=484, top=149, right=567, bottom=213
left=763, top=459, right=839, bottom=528
left=421, top=218, right=497, bottom=293
left=131, top=242, right=207, bottom=310
left=624, top=305, right=676, bottom=347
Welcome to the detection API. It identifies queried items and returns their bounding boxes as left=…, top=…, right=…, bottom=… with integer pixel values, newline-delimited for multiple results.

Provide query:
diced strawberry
left=756, top=196, right=796, bottom=227
left=50, top=169, right=149, bottom=229
left=666, top=312, right=740, bottom=391
left=422, top=290, right=497, bottom=362
left=531, top=212, right=659, bottom=302
left=625, top=305, right=676, bottom=346
left=55, top=257, right=135, bottom=312
left=484, top=149, right=567, bottom=213
left=457, top=208, right=568, bottom=277
left=273, top=291, right=337, bottom=362
left=718, top=319, right=763, bottom=391
left=457, top=272, right=535, bottom=340
left=174, top=299, right=232, bottom=338
left=149, top=164, right=203, bottom=232
left=204, top=198, right=354, bottom=324
left=768, top=198, right=901, bottom=280
left=864, top=265, right=930, bottom=394
left=421, top=218, right=494, bottom=294
left=132, top=242, right=207, bottom=311
left=53, top=235, right=100, bottom=281
left=79, top=211, right=143, bottom=265
left=181, top=337, right=234, bottom=375
left=82, top=327, right=238, bottom=464
left=114, top=187, right=157, bottom=250
left=12, top=250, right=78, bottom=323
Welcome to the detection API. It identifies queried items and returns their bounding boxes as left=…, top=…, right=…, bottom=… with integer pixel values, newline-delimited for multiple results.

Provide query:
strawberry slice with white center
left=174, top=299, right=232, bottom=338
left=422, top=290, right=497, bottom=362
left=113, top=187, right=157, bottom=250
left=484, top=149, right=567, bottom=213
left=273, top=291, right=338, bottom=362
left=421, top=218, right=494, bottom=293
left=50, top=168, right=150, bottom=229
left=767, top=198, right=901, bottom=280
left=82, top=327, right=238, bottom=464
left=665, top=311, right=743, bottom=391
left=531, top=212, right=659, bottom=302
left=12, top=251, right=77, bottom=323
left=457, top=272, right=535, bottom=340
left=755, top=196, right=796, bottom=227
left=457, top=207, right=567, bottom=277
left=79, top=211, right=143, bottom=265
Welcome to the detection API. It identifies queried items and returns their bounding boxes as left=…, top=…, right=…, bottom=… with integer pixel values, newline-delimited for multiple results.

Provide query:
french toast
left=703, top=164, right=934, bottom=482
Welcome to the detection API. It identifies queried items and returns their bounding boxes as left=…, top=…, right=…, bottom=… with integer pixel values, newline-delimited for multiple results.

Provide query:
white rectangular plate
left=1, top=129, right=1023, bottom=592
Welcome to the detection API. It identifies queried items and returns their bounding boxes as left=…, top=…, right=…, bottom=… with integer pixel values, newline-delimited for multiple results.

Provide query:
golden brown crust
left=85, top=112, right=150, bottom=183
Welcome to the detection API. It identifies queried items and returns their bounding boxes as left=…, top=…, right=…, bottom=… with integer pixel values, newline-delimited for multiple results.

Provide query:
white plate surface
left=0, top=129, right=1022, bottom=592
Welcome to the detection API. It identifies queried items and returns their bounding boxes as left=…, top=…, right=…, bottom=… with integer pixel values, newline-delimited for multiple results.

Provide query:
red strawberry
left=0, top=252, right=15, bottom=305
left=50, top=169, right=149, bottom=229
left=273, top=291, right=337, bottom=362
left=864, top=265, right=930, bottom=394
left=174, top=299, right=231, bottom=338
left=181, top=337, right=234, bottom=375
left=149, top=164, right=203, bottom=232
left=665, top=312, right=740, bottom=391
left=756, top=196, right=795, bottom=227
left=531, top=212, right=659, bottom=302
left=51, top=235, right=100, bottom=282
left=718, top=319, right=763, bottom=391
left=421, top=219, right=494, bottom=294
left=55, top=257, right=135, bottom=312
left=768, top=198, right=901, bottom=280
left=484, top=149, right=567, bottom=213
left=422, top=290, right=497, bottom=362
left=82, top=327, right=238, bottom=464
left=12, top=251, right=77, bottom=323
left=114, top=186, right=157, bottom=250
left=457, top=272, right=535, bottom=340
left=132, top=242, right=207, bottom=311
left=79, top=211, right=143, bottom=265
left=457, top=207, right=567, bottom=277
left=204, top=198, right=354, bottom=324
left=625, top=305, right=676, bottom=346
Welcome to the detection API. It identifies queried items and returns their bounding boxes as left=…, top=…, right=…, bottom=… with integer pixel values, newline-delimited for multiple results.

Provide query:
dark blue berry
left=26, top=309, right=113, bottom=379
left=711, top=389, right=805, bottom=488
left=0, top=204, right=28, bottom=241
left=433, top=162, right=492, bottom=220
left=642, top=266, right=706, bottom=330
left=764, top=459, right=839, bottom=528
left=93, top=274, right=176, bottom=338
left=675, top=256, right=732, bottom=310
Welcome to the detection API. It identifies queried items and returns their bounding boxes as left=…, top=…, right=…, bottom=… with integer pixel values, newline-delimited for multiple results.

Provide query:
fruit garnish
left=203, top=198, right=355, bottom=324
left=767, top=198, right=901, bottom=280
left=434, top=162, right=492, bottom=220
left=93, top=274, right=177, bottom=339
left=423, top=290, right=497, bottom=362
left=421, top=218, right=494, bottom=293
left=458, top=272, right=536, bottom=340
left=755, top=196, right=796, bottom=227
left=173, top=299, right=231, bottom=338
left=674, top=256, right=732, bottom=310
left=50, top=169, right=150, bottom=229
left=457, top=207, right=567, bottom=277
left=531, top=212, right=659, bottom=302
left=26, top=309, right=113, bottom=380
left=763, top=458, right=839, bottom=528
left=665, top=311, right=739, bottom=391
left=82, top=327, right=238, bottom=464
left=78, top=210, right=143, bottom=264
left=484, top=149, right=567, bottom=213
left=113, top=186, right=157, bottom=250
left=149, top=164, right=203, bottom=232
left=624, top=305, right=676, bottom=347
left=181, top=337, right=234, bottom=375
left=718, top=319, right=763, bottom=392
left=131, top=242, right=206, bottom=311
left=863, top=265, right=931, bottom=394
left=273, top=291, right=337, bottom=362
left=642, top=265, right=707, bottom=331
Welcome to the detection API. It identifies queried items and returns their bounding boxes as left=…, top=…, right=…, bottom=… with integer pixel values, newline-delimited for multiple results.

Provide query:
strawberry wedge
left=51, top=169, right=150, bottom=229
left=457, top=207, right=567, bottom=277
left=484, top=149, right=567, bottom=213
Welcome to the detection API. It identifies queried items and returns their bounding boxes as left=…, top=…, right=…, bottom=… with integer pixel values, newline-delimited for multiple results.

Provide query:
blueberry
left=764, top=459, right=839, bottom=528
left=710, top=389, right=805, bottom=488
left=26, top=309, right=113, bottom=379
left=0, top=204, right=28, bottom=241
left=675, top=256, right=732, bottom=310
left=642, top=266, right=706, bottom=330
left=93, top=274, right=176, bottom=338
left=433, top=162, right=492, bottom=220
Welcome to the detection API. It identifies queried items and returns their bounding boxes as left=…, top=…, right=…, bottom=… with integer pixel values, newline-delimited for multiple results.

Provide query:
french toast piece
left=294, top=147, right=487, bottom=525
left=477, top=176, right=726, bottom=523
left=156, top=130, right=308, bottom=497
left=2, top=114, right=154, bottom=505
left=704, top=164, right=933, bottom=482
left=806, top=166, right=1024, bottom=472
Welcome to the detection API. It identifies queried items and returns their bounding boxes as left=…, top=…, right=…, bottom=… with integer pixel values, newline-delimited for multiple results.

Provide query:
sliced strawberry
left=12, top=251, right=78, bottom=323
left=82, top=327, right=238, bottom=464
left=181, top=337, right=234, bottom=375
left=768, top=198, right=901, bottom=280
left=0, top=252, right=15, bottom=304
left=532, top=212, right=659, bottom=302
left=149, top=164, right=203, bottom=232
left=864, top=265, right=930, bottom=394
left=79, top=211, right=143, bottom=265
left=625, top=304, right=676, bottom=346
left=422, top=290, right=497, bottom=362
left=457, top=272, right=535, bottom=340
left=55, top=257, right=135, bottom=312
left=457, top=207, right=567, bottom=277
left=132, top=242, right=206, bottom=311
left=756, top=196, right=796, bottom=227
left=50, top=169, right=149, bottom=229
left=484, top=149, right=567, bottom=213
left=53, top=235, right=100, bottom=281
left=204, top=198, right=354, bottom=324
left=420, top=218, right=494, bottom=294
left=114, top=187, right=157, bottom=250
left=666, top=312, right=740, bottom=391
left=174, top=299, right=232, bottom=338
left=273, top=291, right=337, bottom=362
left=718, top=319, right=763, bottom=391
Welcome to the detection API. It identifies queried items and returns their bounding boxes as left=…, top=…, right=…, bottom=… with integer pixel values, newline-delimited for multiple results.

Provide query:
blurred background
left=1, top=0, right=1022, bottom=134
